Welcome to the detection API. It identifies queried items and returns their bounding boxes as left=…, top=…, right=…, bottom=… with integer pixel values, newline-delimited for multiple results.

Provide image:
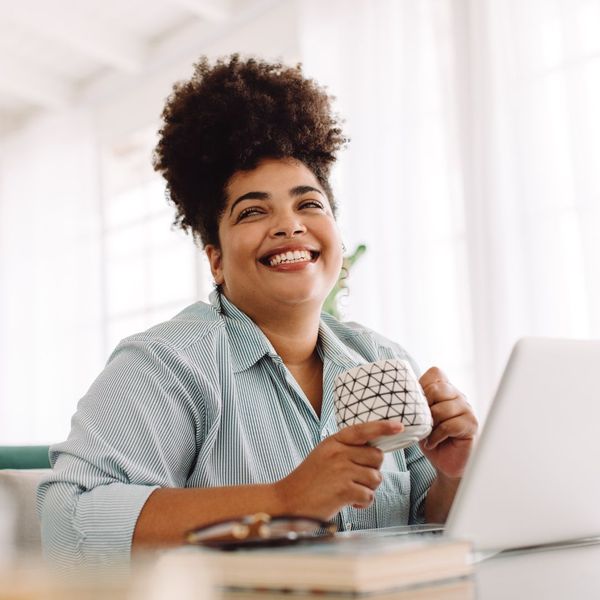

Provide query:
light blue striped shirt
left=37, top=290, right=436, bottom=567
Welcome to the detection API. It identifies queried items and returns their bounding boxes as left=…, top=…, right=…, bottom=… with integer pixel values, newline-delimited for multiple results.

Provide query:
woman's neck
left=254, top=310, right=321, bottom=366
left=219, top=286, right=324, bottom=365
left=222, top=292, right=320, bottom=365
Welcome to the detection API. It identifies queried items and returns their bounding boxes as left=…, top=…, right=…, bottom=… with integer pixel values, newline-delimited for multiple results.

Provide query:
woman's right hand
left=274, top=420, right=404, bottom=520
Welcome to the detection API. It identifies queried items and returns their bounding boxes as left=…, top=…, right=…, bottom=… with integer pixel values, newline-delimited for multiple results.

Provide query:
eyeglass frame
left=185, top=512, right=338, bottom=550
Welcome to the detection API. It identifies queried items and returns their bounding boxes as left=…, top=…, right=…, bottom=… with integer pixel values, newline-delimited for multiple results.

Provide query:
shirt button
left=320, top=430, right=329, bottom=440
left=345, top=522, right=353, bottom=531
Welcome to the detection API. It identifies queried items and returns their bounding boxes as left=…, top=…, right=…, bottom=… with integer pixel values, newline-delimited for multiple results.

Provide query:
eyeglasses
left=185, top=512, right=337, bottom=550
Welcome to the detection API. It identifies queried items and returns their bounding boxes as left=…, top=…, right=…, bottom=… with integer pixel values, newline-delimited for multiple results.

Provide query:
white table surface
left=474, top=540, right=600, bottom=599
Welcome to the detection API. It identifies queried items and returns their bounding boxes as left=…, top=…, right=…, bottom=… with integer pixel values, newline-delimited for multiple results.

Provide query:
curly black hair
left=153, top=54, right=348, bottom=247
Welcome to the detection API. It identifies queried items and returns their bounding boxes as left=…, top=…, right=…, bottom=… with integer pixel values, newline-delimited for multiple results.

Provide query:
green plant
left=323, top=243, right=367, bottom=320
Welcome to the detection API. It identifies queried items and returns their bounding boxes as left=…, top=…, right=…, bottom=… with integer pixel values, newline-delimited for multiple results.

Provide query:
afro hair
left=153, top=54, right=348, bottom=247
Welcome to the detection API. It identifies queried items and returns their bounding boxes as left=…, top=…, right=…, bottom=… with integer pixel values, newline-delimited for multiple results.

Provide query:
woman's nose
left=270, top=216, right=307, bottom=238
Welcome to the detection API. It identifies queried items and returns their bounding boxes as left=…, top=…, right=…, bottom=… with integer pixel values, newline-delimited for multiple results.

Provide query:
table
left=474, top=539, right=600, bottom=599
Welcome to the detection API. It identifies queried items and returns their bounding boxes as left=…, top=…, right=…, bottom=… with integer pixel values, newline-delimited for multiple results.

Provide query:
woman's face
left=205, top=158, right=343, bottom=319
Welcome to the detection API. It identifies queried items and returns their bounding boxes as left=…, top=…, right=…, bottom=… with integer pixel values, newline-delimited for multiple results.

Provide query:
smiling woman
left=37, top=54, right=477, bottom=567
left=206, top=159, right=343, bottom=324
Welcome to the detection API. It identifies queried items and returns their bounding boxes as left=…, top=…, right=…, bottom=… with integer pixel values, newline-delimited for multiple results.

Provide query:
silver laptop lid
left=446, top=337, right=600, bottom=551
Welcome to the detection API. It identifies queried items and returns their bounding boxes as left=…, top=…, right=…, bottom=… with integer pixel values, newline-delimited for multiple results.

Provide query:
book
left=182, top=533, right=473, bottom=594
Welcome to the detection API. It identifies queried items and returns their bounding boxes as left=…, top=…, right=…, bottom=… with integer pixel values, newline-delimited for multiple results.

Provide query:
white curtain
left=299, top=0, right=600, bottom=415
left=0, top=110, right=104, bottom=444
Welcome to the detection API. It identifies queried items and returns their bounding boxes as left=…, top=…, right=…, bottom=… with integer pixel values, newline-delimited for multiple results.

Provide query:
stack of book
left=174, top=532, right=473, bottom=598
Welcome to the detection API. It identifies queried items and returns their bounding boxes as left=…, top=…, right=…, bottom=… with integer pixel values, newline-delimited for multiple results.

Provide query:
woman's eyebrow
left=229, top=186, right=324, bottom=215
left=290, top=185, right=324, bottom=197
left=229, top=191, right=269, bottom=215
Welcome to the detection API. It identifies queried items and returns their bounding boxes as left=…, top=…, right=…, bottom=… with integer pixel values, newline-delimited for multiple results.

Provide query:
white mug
left=334, top=359, right=433, bottom=452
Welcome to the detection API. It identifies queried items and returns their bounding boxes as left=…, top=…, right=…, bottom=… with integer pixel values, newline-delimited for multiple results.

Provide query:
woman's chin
left=262, top=284, right=327, bottom=309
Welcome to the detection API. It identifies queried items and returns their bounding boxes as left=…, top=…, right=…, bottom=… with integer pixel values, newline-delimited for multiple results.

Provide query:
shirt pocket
left=375, top=470, right=411, bottom=528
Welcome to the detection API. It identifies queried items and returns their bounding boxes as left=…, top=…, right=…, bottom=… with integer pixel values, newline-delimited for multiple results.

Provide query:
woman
left=38, top=55, right=477, bottom=567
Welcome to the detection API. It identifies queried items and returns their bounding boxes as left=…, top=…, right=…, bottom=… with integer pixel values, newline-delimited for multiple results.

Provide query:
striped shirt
left=37, top=290, right=436, bottom=567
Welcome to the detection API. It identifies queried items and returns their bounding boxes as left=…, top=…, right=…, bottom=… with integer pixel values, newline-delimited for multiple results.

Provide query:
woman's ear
left=205, top=245, right=224, bottom=285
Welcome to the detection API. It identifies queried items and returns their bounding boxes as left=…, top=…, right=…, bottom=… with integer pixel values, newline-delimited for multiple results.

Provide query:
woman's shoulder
left=115, top=299, right=225, bottom=355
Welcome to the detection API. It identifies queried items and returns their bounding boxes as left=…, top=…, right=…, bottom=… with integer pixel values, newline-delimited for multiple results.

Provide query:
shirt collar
left=210, top=289, right=277, bottom=373
left=210, top=289, right=366, bottom=373
left=318, top=318, right=367, bottom=370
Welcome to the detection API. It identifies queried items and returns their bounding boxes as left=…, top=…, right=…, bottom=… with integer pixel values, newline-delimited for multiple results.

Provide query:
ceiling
left=0, top=0, right=279, bottom=134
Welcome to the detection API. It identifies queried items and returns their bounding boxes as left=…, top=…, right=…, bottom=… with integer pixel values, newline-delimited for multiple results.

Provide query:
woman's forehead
left=225, top=158, right=323, bottom=200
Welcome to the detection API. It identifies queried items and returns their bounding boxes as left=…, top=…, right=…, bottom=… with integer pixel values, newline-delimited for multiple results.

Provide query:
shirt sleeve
left=36, top=336, right=203, bottom=568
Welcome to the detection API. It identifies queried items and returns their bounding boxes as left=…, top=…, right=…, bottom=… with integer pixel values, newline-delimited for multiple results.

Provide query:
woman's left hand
left=418, top=367, right=478, bottom=479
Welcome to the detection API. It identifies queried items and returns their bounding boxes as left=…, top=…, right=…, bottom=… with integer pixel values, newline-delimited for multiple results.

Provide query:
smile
left=258, top=248, right=320, bottom=267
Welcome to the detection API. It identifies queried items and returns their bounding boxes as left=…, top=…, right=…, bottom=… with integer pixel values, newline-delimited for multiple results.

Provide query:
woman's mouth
left=259, top=249, right=320, bottom=267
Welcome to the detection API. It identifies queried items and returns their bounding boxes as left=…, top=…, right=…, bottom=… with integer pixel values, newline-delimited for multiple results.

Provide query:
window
left=100, top=128, right=212, bottom=353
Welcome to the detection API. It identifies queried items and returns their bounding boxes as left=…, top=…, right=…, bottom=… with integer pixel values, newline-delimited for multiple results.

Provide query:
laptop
left=347, top=338, right=600, bottom=552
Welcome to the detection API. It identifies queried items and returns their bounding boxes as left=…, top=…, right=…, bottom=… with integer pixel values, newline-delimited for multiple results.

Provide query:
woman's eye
left=236, top=207, right=264, bottom=221
left=300, top=200, right=324, bottom=210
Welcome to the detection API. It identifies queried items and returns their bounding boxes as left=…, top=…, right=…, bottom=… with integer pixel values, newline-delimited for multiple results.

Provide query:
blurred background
left=1, top=0, right=599, bottom=444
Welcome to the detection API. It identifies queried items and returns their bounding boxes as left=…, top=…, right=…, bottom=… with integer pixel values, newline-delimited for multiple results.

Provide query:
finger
left=349, top=483, right=376, bottom=509
left=335, top=419, right=404, bottom=446
left=351, top=466, right=383, bottom=491
left=419, top=367, right=449, bottom=391
left=425, top=415, right=478, bottom=449
left=430, top=398, right=470, bottom=424
left=347, top=445, right=385, bottom=469
left=422, top=381, right=462, bottom=405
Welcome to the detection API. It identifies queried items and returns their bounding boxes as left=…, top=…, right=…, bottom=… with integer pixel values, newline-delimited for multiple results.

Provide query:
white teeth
left=267, top=250, right=313, bottom=266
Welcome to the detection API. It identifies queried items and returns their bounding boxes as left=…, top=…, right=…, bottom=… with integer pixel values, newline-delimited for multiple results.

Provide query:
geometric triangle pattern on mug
left=334, top=359, right=433, bottom=428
